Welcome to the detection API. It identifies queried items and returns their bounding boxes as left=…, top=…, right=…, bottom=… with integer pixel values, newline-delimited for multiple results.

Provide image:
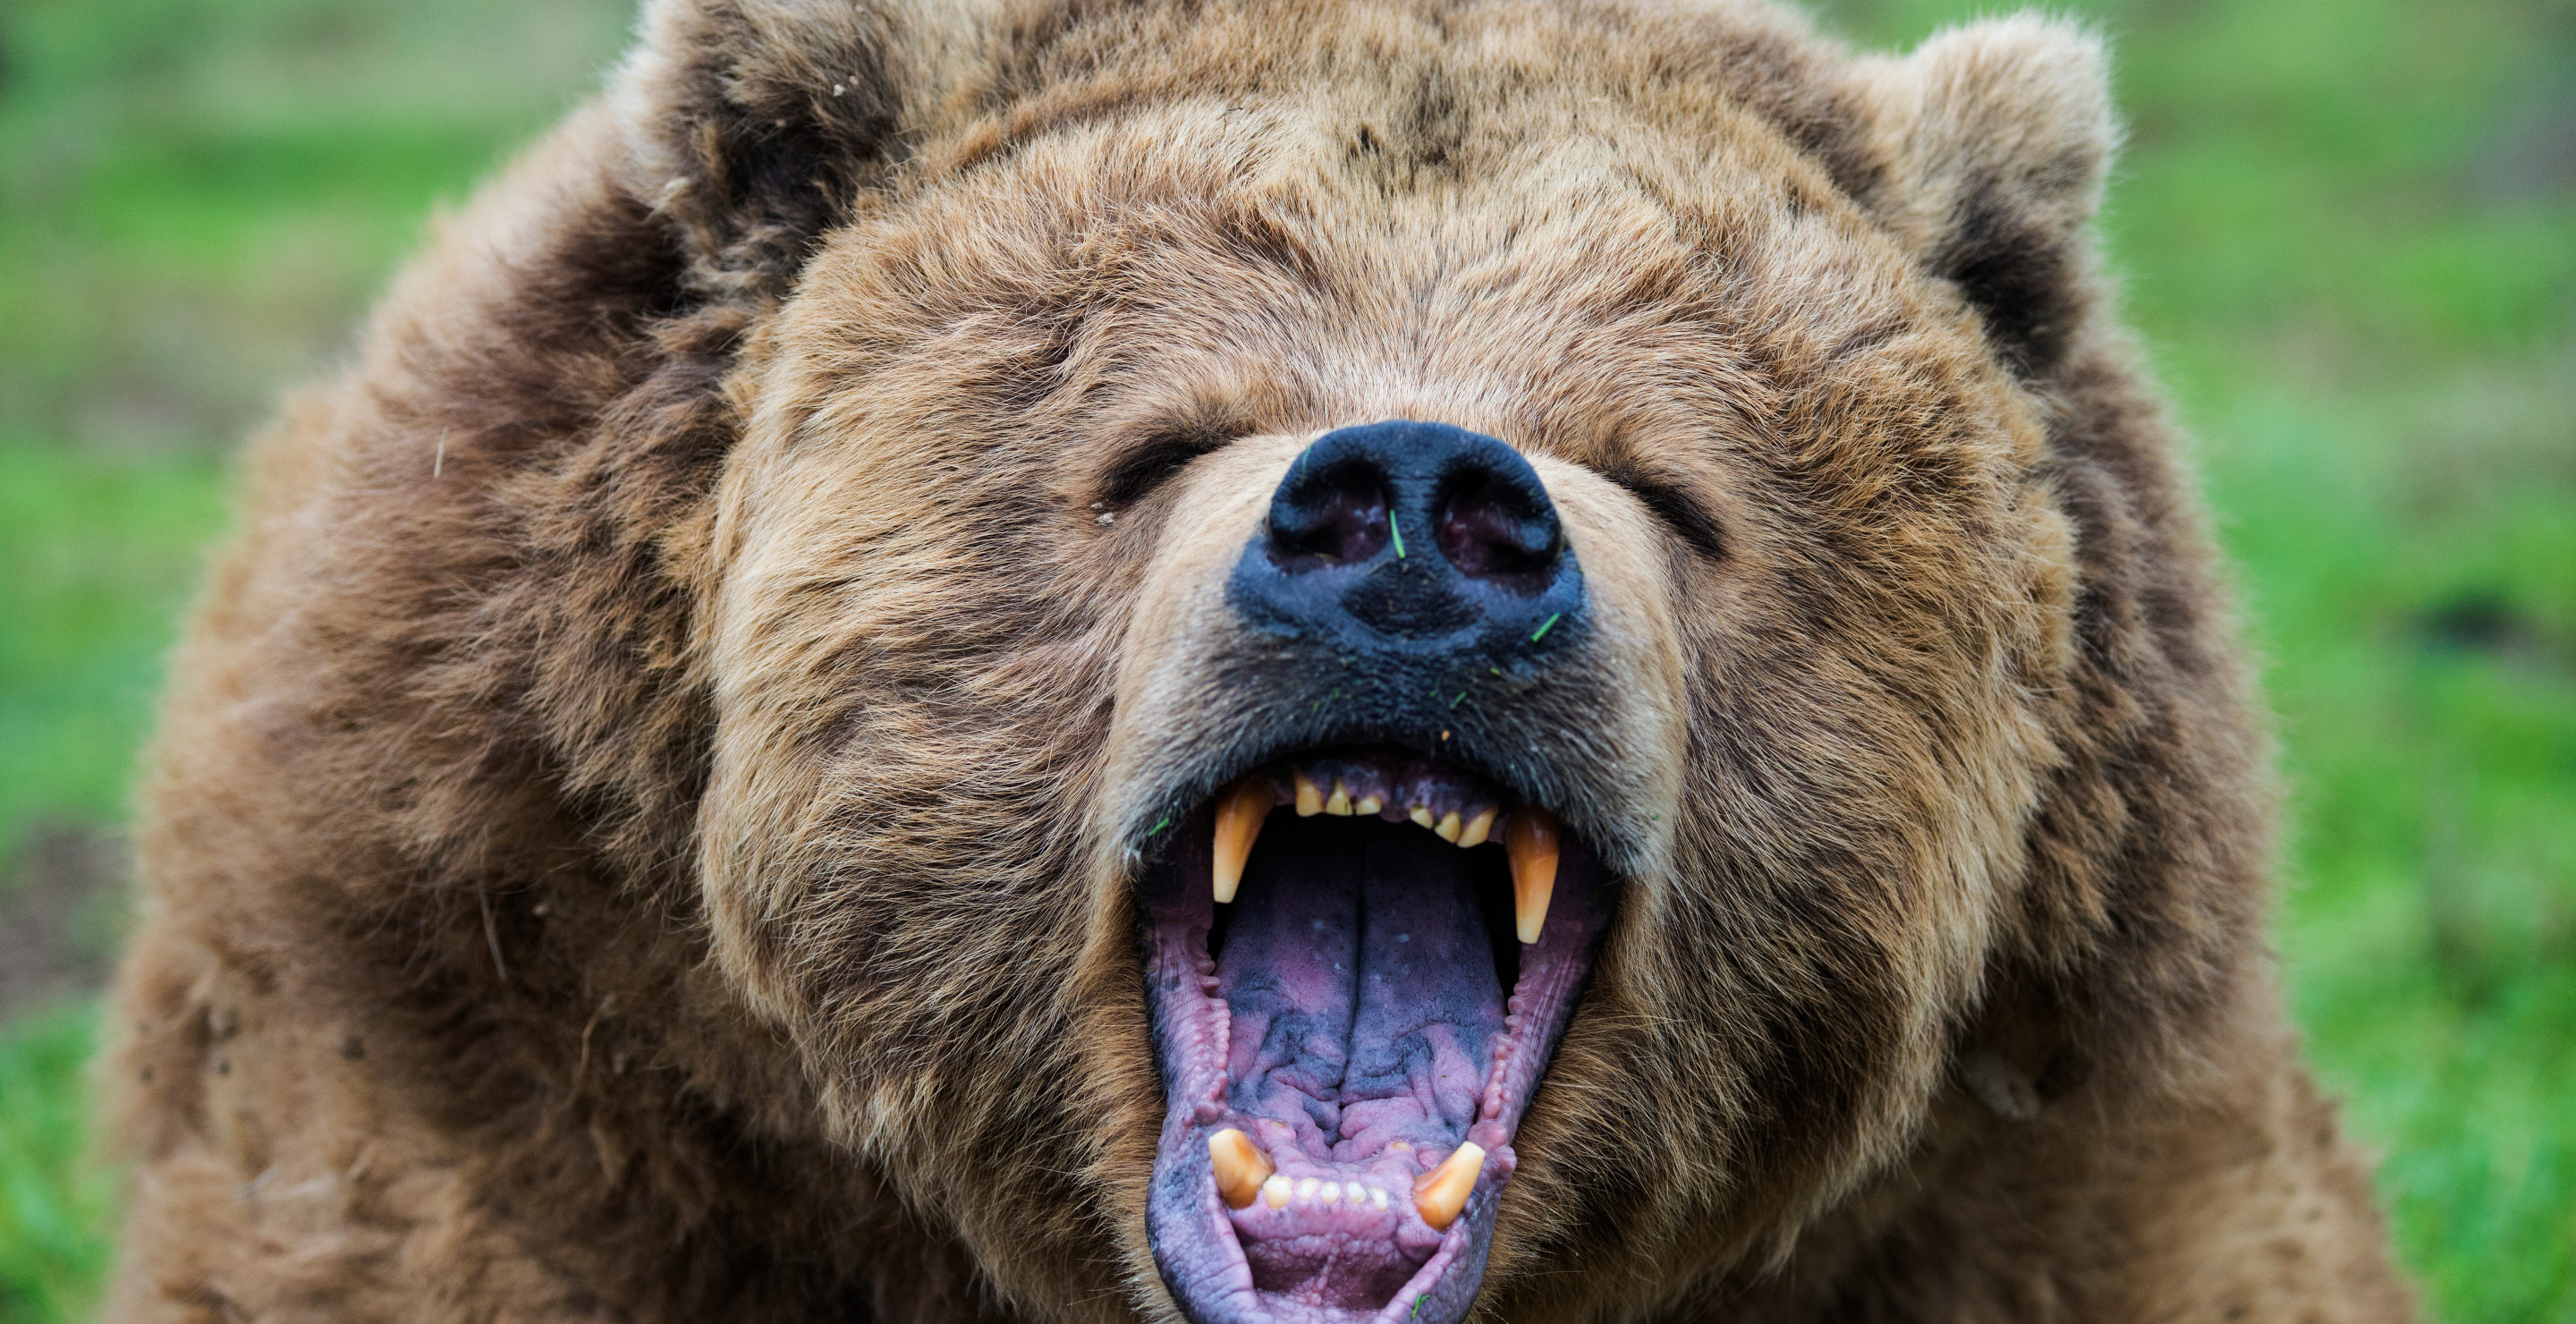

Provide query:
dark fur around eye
left=1601, top=463, right=1724, bottom=559
left=1094, top=428, right=1238, bottom=509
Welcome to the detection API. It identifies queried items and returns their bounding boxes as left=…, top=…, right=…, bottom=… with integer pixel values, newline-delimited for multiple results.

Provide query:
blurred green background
left=0, top=0, right=2568, bottom=1318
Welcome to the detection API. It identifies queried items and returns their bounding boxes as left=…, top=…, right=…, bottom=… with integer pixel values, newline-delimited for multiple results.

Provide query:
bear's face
left=634, top=5, right=2102, bottom=1320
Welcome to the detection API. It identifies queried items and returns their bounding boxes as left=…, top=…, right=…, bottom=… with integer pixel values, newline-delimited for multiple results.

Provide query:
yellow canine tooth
left=1434, top=811, right=1463, bottom=844
left=1412, top=1142, right=1485, bottom=1230
left=1504, top=807, right=1562, bottom=945
left=1213, top=778, right=1274, bottom=904
left=1409, top=806, right=1435, bottom=829
left=1326, top=781, right=1352, bottom=816
left=1293, top=769, right=1323, bottom=817
left=1458, top=807, right=1498, bottom=849
left=1209, top=1129, right=1274, bottom=1210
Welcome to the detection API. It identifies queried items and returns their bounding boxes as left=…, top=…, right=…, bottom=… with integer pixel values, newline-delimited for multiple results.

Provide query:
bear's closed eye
left=1598, top=461, right=1726, bottom=560
left=1091, top=426, right=1241, bottom=510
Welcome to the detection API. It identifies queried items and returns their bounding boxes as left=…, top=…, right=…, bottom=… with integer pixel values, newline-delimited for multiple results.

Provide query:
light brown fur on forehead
left=917, top=0, right=1854, bottom=172
left=784, top=85, right=2028, bottom=489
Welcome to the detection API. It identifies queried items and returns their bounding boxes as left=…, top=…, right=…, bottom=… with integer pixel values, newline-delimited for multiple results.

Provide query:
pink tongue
left=1215, top=815, right=1507, bottom=1165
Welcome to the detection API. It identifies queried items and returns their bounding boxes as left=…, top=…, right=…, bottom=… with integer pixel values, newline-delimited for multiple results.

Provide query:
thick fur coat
left=106, top=0, right=2419, bottom=1319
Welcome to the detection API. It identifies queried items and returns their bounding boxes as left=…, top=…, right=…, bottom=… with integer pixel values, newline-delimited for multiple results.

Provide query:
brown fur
left=105, top=0, right=2418, bottom=1320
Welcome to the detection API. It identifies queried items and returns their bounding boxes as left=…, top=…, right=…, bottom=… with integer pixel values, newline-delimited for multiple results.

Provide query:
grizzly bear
left=104, top=0, right=2420, bottom=1320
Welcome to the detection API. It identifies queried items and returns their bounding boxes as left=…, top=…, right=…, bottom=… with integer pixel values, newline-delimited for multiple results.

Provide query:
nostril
left=1233, top=422, right=1582, bottom=656
left=1268, top=464, right=1392, bottom=573
left=1436, top=474, right=1557, bottom=592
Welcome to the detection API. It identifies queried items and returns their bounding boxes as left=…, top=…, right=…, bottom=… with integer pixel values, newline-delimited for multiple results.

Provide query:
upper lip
left=1204, top=746, right=1566, bottom=947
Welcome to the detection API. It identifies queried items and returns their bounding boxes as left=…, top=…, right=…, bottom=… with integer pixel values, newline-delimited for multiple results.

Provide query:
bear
left=101, top=0, right=2422, bottom=1320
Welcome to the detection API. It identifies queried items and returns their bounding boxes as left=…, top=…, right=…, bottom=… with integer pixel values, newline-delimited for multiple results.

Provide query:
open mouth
left=1139, top=743, right=1614, bottom=1324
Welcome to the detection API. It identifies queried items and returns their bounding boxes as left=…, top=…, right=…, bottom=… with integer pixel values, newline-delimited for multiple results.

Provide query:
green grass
left=1, top=0, right=2571, bottom=1320
left=0, top=444, right=229, bottom=863
left=0, top=1008, right=113, bottom=1323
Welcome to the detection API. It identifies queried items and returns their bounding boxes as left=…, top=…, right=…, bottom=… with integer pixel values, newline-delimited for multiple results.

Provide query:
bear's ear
left=1852, top=15, right=2118, bottom=377
left=609, top=0, right=982, bottom=298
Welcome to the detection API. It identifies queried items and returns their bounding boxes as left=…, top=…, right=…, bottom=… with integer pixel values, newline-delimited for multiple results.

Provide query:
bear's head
left=401, top=0, right=2262, bottom=1320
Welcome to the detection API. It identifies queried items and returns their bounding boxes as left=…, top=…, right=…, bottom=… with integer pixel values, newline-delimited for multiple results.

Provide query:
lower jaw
left=1144, top=1164, right=1500, bottom=1324
left=1137, top=807, right=1610, bottom=1324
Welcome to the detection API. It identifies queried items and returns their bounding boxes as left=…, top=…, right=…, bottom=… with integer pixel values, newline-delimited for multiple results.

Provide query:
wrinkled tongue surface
left=1222, top=816, right=1508, bottom=1168
left=1142, top=809, right=1604, bottom=1324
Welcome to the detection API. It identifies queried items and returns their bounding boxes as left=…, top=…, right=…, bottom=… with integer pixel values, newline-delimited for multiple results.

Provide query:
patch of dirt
left=2472, top=80, right=2576, bottom=202
left=2418, top=592, right=2572, bottom=675
left=0, top=819, right=131, bottom=1020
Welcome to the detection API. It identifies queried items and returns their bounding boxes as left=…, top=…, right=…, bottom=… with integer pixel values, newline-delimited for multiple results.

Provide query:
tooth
left=1319, top=1182, right=1342, bottom=1204
left=1371, top=1187, right=1389, bottom=1210
left=1458, top=807, right=1497, bottom=848
left=1409, top=806, right=1435, bottom=828
left=1293, top=769, right=1323, bottom=817
left=1326, top=781, right=1352, bottom=816
left=1412, top=1142, right=1485, bottom=1230
left=1262, top=1175, right=1292, bottom=1209
left=1213, top=778, right=1273, bottom=904
left=1504, top=808, right=1562, bottom=944
left=1434, top=811, right=1462, bottom=843
left=1354, top=794, right=1384, bottom=816
left=1296, top=1177, right=1319, bottom=1204
left=1209, top=1129, right=1274, bottom=1210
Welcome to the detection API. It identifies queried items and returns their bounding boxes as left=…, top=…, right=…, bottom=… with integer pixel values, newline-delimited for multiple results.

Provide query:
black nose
left=1227, top=421, right=1585, bottom=664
